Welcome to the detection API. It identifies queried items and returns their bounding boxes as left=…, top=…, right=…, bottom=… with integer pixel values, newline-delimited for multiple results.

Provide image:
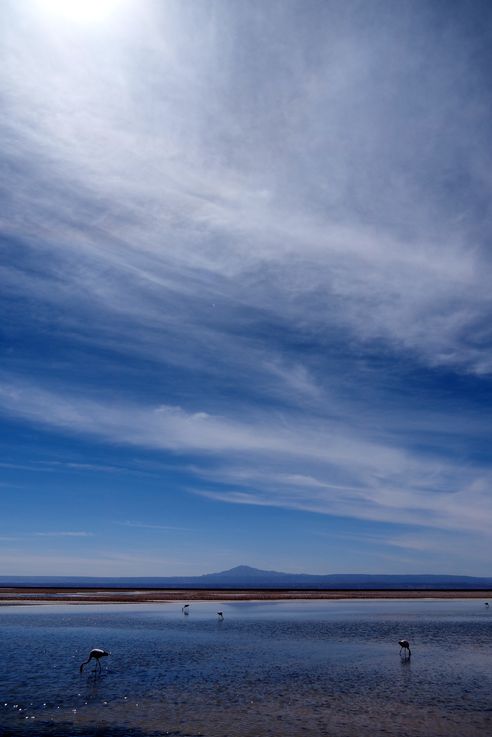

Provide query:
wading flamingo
left=80, top=648, right=110, bottom=673
left=399, top=639, right=411, bottom=658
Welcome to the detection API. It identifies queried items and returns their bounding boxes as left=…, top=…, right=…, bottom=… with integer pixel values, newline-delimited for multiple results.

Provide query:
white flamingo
left=399, top=639, right=411, bottom=658
left=80, top=648, right=110, bottom=673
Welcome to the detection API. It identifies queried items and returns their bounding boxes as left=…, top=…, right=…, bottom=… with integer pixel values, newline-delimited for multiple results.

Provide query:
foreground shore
left=1, top=587, right=491, bottom=605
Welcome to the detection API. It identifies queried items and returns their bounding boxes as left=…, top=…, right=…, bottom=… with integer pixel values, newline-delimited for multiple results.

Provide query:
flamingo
left=79, top=648, right=110, bottom=673
left=217, top=611, right=224, bottom=620
left=399, top=639, right=411, bottom=658
left=182, top=604, right=190, bottom=615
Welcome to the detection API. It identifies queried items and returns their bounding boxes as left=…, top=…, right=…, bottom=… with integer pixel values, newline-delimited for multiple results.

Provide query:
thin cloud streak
left=34, top=531, right=94, bottom=537
left=0, top=550, right=180, bottom=577
left=115, top=521, right=192, bottom=531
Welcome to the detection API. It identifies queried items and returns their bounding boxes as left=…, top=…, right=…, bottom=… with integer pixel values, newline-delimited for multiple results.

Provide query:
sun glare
left=37, top=0, right=123, bottom=24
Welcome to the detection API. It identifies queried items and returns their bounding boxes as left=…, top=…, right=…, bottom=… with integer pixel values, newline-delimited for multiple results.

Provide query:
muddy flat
left=1, top=587, right=491, bottom=605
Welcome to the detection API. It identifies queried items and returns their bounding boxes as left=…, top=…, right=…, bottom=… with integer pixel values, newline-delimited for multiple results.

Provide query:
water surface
left=1, top=599, right=491, bottom=736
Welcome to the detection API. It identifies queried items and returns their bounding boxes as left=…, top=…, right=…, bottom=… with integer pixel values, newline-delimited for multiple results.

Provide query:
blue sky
left=1, top=0, right=492, bottom=576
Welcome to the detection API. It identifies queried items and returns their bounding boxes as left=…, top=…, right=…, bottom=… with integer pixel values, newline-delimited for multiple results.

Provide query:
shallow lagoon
left=1, top=599, right=491, bottom=736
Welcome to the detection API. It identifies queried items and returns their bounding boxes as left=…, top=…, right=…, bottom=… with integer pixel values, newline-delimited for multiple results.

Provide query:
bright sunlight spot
left=37, top=0, right=123, bottom=24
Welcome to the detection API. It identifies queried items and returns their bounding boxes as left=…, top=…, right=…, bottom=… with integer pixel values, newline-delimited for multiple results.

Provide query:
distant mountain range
left=2, top=565, right=492, bottom=589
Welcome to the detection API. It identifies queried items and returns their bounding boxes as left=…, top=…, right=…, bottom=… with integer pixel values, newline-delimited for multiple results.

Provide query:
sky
left=1, top=0, right=492, bottom=577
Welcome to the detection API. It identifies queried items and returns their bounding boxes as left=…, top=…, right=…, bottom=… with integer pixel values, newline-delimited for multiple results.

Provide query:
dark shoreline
left=1, top=587, right=491, bottom=605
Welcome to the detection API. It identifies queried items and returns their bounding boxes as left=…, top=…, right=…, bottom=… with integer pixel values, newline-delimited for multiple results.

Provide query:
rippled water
left=1, top=600, right=491, bottom=736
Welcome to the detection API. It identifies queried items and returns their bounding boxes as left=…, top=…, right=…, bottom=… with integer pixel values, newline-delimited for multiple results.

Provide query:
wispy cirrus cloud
left=2, top=1, right=492, bottom=382
left=1, top=1, right=492, bottom=574
left=193, top=475, right=492, bottom=536
left=0, top=376, right=491, bottom=537
left=0, top=376, right=418, bottom=468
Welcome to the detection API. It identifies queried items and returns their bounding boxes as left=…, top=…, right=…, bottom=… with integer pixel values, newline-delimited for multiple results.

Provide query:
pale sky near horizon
left=1, top=0, right=492, bottom=577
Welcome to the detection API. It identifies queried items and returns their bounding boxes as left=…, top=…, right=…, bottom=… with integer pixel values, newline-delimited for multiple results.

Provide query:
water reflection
left=82, top=670, right=107, bottom=693
left=1, top=600, right=491, bottom=736
left=399, top=654, right=413, bottom=695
